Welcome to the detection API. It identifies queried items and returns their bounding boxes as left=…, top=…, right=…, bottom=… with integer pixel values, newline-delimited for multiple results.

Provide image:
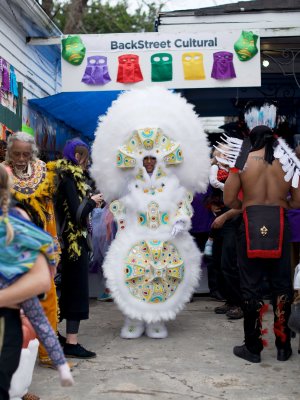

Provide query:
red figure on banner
left=117, top=54, right=143, bottom=84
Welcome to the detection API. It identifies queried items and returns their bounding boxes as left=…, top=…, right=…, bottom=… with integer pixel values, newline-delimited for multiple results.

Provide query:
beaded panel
left=116, top=128, right=183, bottom=168
left=124, top=240, right=184, bottom=303
left=11, top=160, right=47, bottom=195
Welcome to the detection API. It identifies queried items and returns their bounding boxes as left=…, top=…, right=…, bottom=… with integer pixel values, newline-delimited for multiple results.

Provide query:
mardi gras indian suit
left=91, top=87, right=210, bottom=338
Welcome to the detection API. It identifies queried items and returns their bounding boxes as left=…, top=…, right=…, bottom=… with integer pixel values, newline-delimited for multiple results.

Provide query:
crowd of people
left=1, top=88, right=300, bottom=399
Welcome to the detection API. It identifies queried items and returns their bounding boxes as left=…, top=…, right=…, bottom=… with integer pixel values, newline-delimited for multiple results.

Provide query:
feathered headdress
left=91, top=87, right=211, bottom=201
left=244, top=102, right=277, bottom=131
left=215, top=102, right=300, bottom=187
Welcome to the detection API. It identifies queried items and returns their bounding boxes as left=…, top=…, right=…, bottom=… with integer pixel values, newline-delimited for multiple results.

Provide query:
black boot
left=233, top=344, right=261, bottom=363
left=233, top=300, right=266, bottom=362
left=273, top=294, right=292, bottom=361
left=277, top=348, right=292, bottom=361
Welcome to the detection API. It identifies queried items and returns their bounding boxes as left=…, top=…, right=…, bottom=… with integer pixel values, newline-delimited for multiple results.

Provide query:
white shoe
left=145, top=321, right=168, bottom=339
left=120, top=318, right=145, bottom=339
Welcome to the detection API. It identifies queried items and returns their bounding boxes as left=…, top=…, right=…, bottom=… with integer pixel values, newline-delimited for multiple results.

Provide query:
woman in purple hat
left=56, top=138, right=103, bottom=359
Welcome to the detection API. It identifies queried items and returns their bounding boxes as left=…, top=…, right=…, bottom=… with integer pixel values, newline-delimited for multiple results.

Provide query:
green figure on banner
left=234, top=31, right=259, bottom=62
left=61, top=36, right=86, bottom=66
left=151, top=53, right=173, bottom=82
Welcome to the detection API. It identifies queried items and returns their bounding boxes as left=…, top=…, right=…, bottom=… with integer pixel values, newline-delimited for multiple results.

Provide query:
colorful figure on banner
left=117, top=54, right=143, bottom=84
left=182, top=52, right=205, bottom=80
left=211, top=51, right=236, bottom=80
left=151, top=53, right=173, bottom=82
left=81, top=56, right=111, bottom=86
left=61, top=35, right=86, bottom=66
left=9, top=66, right=18, bottom=97
left=1, top=58, right=10, bottom=91
left=91, top=87, right=211, bottom=340
left=234, top=31, right=259, bottom=62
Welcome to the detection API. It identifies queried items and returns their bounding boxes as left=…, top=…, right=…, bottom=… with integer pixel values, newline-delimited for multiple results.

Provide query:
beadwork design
left=11, top=160, right=46, bottom=195
left=110, top=200, right=126, bottom=230
left=137, top=202, right=169, bottom=228
left=117, top=128, right=183, bottom=168
left=124, top=240, right=184, bottom=303
left=175, top=191, right=193, bottom=218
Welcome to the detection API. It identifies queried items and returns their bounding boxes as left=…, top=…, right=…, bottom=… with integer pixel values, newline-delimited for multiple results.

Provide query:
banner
left=61, top=30, right=261, bottom=92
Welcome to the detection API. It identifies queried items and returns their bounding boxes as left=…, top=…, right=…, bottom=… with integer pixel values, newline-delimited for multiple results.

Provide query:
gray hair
left=6, top=131, right=39, bottom=162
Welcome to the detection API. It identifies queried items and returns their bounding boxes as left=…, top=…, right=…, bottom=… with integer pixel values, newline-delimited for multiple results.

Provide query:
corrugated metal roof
left=195, top=0, right=300, bottom=15
left=159, top=0, right=300, bottom=17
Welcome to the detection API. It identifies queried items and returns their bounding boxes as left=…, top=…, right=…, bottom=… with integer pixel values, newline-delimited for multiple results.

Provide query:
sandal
left=22, top=393, right=40, bottom=400
left=39, top=359, right=77, bottom=371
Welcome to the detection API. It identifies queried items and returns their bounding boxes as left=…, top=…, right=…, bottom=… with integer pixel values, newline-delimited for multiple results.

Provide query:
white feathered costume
left=91, top=87, right=210, bottom=338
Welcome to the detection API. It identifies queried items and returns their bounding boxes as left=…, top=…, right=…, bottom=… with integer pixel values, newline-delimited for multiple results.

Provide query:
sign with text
left=61, top=30, right=261, bottom=92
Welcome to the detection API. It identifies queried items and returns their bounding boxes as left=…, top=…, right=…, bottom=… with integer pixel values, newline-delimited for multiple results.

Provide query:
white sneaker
left=120, top=318, right=145, bottom=339
left=204, top=240, right=213, bottom=256
left=145, top=321, right=168, bottom=339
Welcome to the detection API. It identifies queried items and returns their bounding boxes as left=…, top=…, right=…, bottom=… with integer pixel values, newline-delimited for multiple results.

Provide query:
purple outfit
left=287, top=209, right=300, bottom=242
left=191, top=192, right=214, bottom=234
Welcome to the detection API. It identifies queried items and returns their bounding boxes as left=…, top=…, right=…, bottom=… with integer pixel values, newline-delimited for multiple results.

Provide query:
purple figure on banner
left=1, top=58, right=10, bottom=91
left=211, top=51, right=236, bottom=80
left=81, top=56, right=111, bottom=85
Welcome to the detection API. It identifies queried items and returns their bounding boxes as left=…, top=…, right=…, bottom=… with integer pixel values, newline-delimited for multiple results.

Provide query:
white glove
left=171, top=220, right=186, bottom=237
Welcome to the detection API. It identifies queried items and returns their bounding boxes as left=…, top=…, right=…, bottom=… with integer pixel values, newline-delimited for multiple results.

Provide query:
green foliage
left=51, top=0, right=163, bottom=34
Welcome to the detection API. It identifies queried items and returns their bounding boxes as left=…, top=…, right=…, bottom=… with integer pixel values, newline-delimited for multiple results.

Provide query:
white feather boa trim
left=102, top=231, right=201, bottom=323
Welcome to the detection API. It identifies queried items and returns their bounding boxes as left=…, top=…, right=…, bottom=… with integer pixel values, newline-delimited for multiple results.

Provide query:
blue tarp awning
left=29, top=91, right=121, bottom=139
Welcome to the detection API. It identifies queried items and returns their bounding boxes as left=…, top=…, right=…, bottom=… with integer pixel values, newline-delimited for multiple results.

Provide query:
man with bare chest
left=224, top=124, right=300, bottom=363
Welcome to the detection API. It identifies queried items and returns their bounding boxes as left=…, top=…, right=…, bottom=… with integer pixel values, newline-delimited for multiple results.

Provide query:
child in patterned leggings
left=0, top=164, right=74, bottom=395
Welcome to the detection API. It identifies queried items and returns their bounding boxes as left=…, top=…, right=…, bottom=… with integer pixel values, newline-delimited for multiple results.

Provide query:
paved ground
left=29, top=297, right=300, bottom=400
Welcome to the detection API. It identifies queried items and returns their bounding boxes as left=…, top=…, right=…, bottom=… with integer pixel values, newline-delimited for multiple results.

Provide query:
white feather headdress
left=215, top=103, right=277, bottom=171
left=91, top=87, right=211, bottom=201
left=244, top=103, right=277, bottom=131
